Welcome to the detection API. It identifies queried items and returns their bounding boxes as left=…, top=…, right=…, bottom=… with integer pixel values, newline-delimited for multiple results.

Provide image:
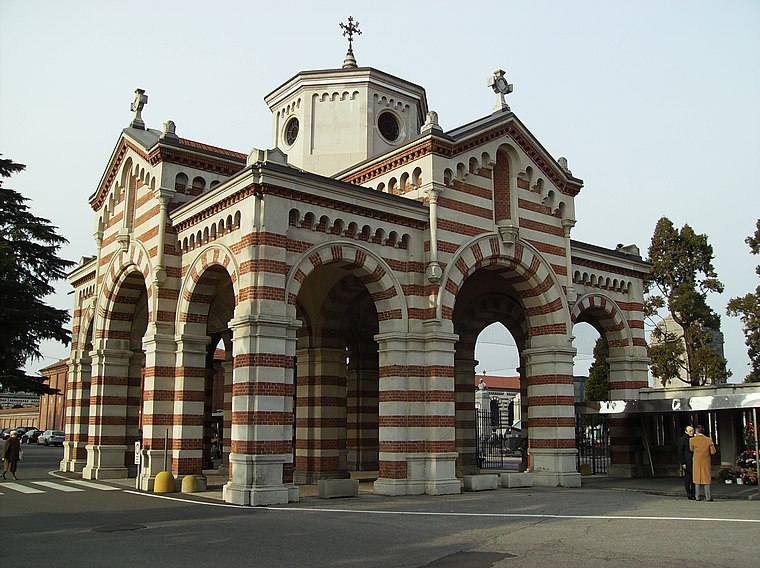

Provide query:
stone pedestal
left=223, top=453, right=297, bottom=506
left=374, top=453, right=460, bottom=496
left=82, top=444, right=128, bottom=480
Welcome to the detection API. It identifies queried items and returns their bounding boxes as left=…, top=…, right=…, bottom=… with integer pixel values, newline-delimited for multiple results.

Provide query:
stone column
left=346, top=352, right=379, bottom=472
left=220, top=359, right=233, bottom=476
left=171, top=334, right=210, bottom=489
left=373, top=330, right=460, bottom=496
left=223, top=315, right=298, bottom=506
left=138, top=329, right=176, bottom=491
left=606, top=354, right=649, bottom=477
left=60, top=355, right=91, bottom=473
left=523, top=345, right=581, bottom=487
left=294, top=347, right=348, bottom=483
left=454, top=358, right=478, bottom=475
left=83, top=342, right=131, bottom=480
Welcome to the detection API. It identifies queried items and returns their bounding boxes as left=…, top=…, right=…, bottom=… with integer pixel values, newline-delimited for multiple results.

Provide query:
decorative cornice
left=90, top=137, right=246, bottom=213
left=174, top=184, right=257, bottom=233
left=340, top=121, right=581, bottom=197
left=572, top=256, right=649, bottom=280
left=341, top=138, right=454, bottom=185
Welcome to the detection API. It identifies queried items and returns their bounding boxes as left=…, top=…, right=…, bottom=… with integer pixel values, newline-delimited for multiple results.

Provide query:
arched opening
left=453, top=269, right=529, bottom=476
left=84, top=269, right=148, bottom=480
left=293, top=266, right=380, bottom=484
left=184, top=264, right=235, bottom=478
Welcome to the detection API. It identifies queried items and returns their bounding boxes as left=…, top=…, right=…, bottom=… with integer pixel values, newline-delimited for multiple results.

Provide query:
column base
left=530, top=448, right=581, bottom=487
left=82, top=444, right=129, bottom=480
left=375, top=453, right=460, bottom=496
left=533, top=471, right=582, bottom=487
left=222, top=453, right=298, bottom=506
left=293, top=470, right=350, bottom=485
left=60, top=441, right=87, bottom=473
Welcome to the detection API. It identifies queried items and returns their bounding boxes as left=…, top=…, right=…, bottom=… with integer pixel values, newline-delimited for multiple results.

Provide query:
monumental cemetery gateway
left=61, top=20, right=650, bottom=505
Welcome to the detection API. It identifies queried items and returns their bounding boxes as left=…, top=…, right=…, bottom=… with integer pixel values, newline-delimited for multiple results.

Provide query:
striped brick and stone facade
left=61, top=56, right=649, bottom=505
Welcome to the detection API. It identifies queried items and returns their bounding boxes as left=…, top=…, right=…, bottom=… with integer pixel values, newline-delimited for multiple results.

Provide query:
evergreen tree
left=645, top=217, right=730, bottom=386
left=585, top=337, right=609, bottom=401
left=0, top=156, right=74, bottom=393
left=727, top=219, right=760, bottom=383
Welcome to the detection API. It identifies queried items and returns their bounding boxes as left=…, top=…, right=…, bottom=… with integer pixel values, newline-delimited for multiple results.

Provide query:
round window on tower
left=284, top=117, right=299, bottom=146
left=378, top=112, right=400, bottom=143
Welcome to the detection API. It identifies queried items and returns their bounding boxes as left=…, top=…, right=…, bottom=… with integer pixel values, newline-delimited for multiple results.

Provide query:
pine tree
left=585, top=337, right=609, bottom=401
left=727, top=219, right=760, bottom=383
left=645, top=217, right=730, bottom=386
left=0, top=155, right=75, bottom=393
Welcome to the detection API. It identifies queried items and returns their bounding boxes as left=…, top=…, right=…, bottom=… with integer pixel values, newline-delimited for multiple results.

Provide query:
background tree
left=584, top=337, right=609, bottom=401
left=727, top=219, right=760, bottom=383
left=0, top=155, right=74, bottom=393
left=645, top=217, right=730, bottom=386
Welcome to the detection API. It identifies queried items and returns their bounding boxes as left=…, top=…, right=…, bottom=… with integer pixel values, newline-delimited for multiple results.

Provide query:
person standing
left=677, top=424, right=695, bottom=500
left=2, top=430, right=21, bottom=480
left=689, top=424, right=717, bottom=501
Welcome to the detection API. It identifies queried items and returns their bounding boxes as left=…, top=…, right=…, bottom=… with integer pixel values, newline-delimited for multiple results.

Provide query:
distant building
left=0, top=393, right=40, bottom=409
left=650, top=315, right=727, bottom=388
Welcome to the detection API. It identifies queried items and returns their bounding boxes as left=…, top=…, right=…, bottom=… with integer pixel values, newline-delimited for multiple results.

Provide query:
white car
left=38, top=430, right=65, bottom=446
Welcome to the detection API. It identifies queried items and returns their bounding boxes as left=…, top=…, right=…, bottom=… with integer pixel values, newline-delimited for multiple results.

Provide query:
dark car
left=21, top=428, right=42, bottom=444
left=1, top=428, right=12, bottom=440
left=38, top=430, right=65, bottom=446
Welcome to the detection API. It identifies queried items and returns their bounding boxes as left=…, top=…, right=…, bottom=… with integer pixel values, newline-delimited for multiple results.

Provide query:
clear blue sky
left=1, top=1, right=758, bottom=382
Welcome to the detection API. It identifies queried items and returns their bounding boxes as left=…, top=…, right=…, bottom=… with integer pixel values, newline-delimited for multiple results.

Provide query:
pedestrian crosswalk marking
left=65, top=479, right=121, bottom=491
left=2, top=482, right=45, bottom=494
left=32, top=481, right=84, bottom=492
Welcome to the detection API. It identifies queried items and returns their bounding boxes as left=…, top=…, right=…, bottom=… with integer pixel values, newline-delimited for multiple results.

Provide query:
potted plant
left=717, top=468, right=734, bottom=484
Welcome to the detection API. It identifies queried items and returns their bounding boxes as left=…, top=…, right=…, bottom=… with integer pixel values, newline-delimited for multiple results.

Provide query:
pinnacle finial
left=339, top=16, right=362, bottom=69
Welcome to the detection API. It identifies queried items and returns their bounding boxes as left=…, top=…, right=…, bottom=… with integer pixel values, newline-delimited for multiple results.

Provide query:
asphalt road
left=2, top=446, right=759, bottom=568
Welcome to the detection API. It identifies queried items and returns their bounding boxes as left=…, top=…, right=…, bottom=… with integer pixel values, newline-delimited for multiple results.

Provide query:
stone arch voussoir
left=176, top=244, right=240, bottom=338
left=571, top=293, right=632, bottom=350
left=94, top=242, right=154, bottom=343
left=285, top=241, right=407, bottom=334
left=441, top=234, right=569, bottom=344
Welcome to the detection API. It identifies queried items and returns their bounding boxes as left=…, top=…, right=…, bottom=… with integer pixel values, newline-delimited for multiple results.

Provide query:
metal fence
left=576, top=413, right=610, bottom=474
left=475, top=408, right=520, bottom=469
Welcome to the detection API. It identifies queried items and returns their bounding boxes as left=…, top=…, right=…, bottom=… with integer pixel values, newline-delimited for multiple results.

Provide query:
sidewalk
left=580, top=474, right=760, bottom=500
left=60, top=468, right=759, bottom=502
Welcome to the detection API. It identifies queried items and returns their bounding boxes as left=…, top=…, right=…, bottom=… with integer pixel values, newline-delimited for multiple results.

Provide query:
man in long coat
left=676, top=424, right=695, bottom=499
left=2, top=430, right=21, bottom=480
left=689, top=424, right=717, bottom=501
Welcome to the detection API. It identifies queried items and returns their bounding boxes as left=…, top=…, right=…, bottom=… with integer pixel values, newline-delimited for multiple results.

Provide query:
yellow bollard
left=181, top=475, right=199, bottom=493
left=154, top=471, right=176, bottom=493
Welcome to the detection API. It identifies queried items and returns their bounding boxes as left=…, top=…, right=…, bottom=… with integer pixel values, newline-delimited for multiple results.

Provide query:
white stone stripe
left=65, top=479, right=121, bottom=491
left=2, top=482, right=44, bottom=494
left=32, top=481, right=84, bottom=492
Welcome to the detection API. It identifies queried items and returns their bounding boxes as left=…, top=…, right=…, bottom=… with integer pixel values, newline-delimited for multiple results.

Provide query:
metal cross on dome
left=339, top=16, right=362, bottom=52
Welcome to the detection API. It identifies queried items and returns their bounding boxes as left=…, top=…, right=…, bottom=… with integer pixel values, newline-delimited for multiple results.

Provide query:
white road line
left=123, top=491, right=760, bottom=524
left=65, top=479, right=121, bottom=491
left=32, top=481, right=84, bottom=492
left=2, top=483, right=45, bottom=494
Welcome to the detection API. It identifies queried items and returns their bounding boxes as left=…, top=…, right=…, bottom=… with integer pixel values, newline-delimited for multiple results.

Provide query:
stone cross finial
left=487, top=69, right=513, bottom=113
left=130, top=88, right=148, bottom=129
left=339, top=16, right=361, bottom=68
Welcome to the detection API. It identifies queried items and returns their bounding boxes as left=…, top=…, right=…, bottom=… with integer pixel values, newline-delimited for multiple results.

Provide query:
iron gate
left=475, top=408, right=520, bottom=469
left=576, top=413, right=610, bottom=474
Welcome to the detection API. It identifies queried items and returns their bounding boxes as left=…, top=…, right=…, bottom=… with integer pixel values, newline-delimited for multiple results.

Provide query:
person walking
left=689, top=424, right=717, bottom=501
left=677, top=424, right=695, bottom=500
left=2, top=430, right=22, bottom=480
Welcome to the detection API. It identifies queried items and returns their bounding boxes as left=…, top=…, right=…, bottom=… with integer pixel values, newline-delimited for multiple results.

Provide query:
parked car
left=38, top=430, right=65, bottom=446
left=21, top=428, right=43, bottom=444
left=1, top=428, right=12, bottom=440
